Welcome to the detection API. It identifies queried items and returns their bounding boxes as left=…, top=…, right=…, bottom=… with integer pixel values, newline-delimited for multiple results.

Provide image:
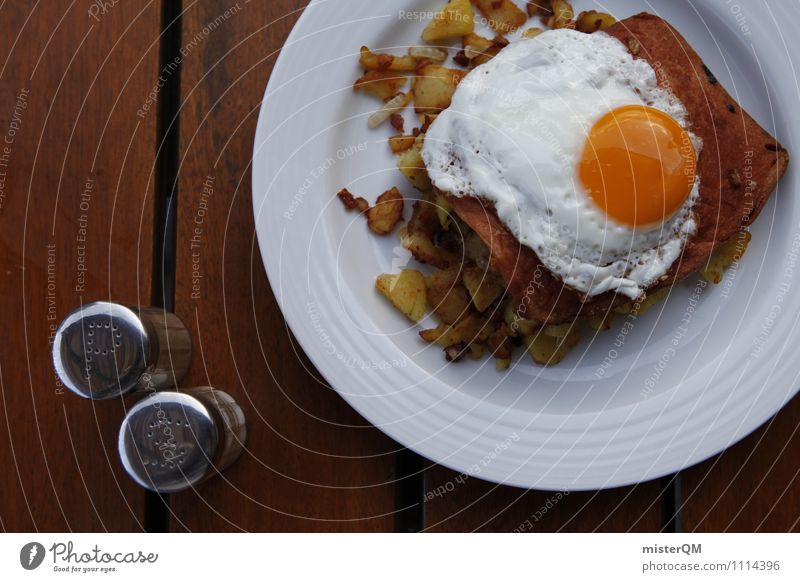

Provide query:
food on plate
left=353, top=71, right=407, bottom=101
left=338, top=5, right=789, bottom=369
left=422, top=0, right=475, bottom=42
left=376, top=270, right=427, bottom=321
left=472, top=0, right=527, bottom=34
left=368, top=91, right=413, bottom=129
left=337, top=187, right=404, bottom=235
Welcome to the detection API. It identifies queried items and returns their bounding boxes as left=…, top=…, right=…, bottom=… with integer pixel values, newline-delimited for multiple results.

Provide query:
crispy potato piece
left=469, top=343, right=485, bottom=359
left=354, top=71, right=407, bottom=101
left=376, top=270, right=427, bottom=321
left=420, top=314, right=481, bottom=347
left=396, top=135, right=432, bottom=190
left=547, top=0, right=574, bottom=29
left=422, top=0, right=475, bottom=42
left=543, top=323, right=573, bottom=338
left=401, top=229, right=455, bottom=269
left=462, top=33, right=507, bottom=67
left=337, top=188, right=369, bottom=213
left=369, top=91, right=413, bottom=129
left=366, top=187, right=404, bottom=235
left=360, top=46, right=418, bottom=72
left=526, top=326, right=581, bottom=366
left=409, top=46, right=449, bottom=62
left=503, top=299, right=540, bottom=337
left=526, top=1, right=551, bottom=17
left=586, top=313, right=614, bottom=332
left=521, top=27, right=544, bottom=39
left=463, top=229, right=490, bottom=265
left=389, top=134, right=417, bottom=154
left=434, top=191, right=453, bottom=230
left=487, top=323, right=513, bottom=359
left=472, top=0, right=527, bottom=34
left=413, top=64, right=468, bottom=113
left=575, top=10, right=616, bottom=33
left=407, top=190, right=441, bottom=236
left=463, top=266, right=505, bottom=312
left=699, top=231, right=752, bottom=284
left=426, top=268, right=471, bottom=324
left=495, top=357, right=512, bottom=371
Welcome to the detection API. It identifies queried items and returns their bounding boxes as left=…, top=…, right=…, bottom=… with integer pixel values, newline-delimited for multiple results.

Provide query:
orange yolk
left=579, top=105, right=697, bottom=228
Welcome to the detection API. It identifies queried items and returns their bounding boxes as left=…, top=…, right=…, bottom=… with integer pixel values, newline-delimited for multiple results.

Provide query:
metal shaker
left=118, top=387, right=247, bottom=493
left=52, top=301, right=191, bottom=400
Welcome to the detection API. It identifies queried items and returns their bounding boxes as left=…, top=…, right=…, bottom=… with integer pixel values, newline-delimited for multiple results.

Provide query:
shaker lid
left=52, top=302, right=154, bottom=400
left=118, top=392, right=219, bottom=493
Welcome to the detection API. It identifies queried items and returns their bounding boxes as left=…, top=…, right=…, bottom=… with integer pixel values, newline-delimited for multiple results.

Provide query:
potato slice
left=420, top=314, right=481, bottom=347
left=401, top=229, right=455, bottom=269
left=434, top=191, right=453, bottom=230
left=426, top=268, right=471, bottom=324
left=547, top=0, right=574, bottom=29
left=699, top=231, right=752, bottom=284
left=462, top=33, right=507, bottom=67
left=487, top=323, right=513, bottom=360
left=367, top=187, right=404, bottom=235
left=586, top=313, right=614, bottom=332
left=495, top=357, right=512, bottom=371
left=462, top=266, right=505, bottom=312
left=526, top=326, right=581, bottom=366
left=354, top=71, right=407, bottom=101
left=396, top=135, right=432, bottom=190
left=472, top=0, right=527, bottom=34
left=503, top=299, right=540, bottom=337
left=543, top=323, right=573, bottom=338
left=422, top=0, right=475, bottom=42
left=413, top=64, right=467, bottom=113
left=360, top=46, right=418, bottom=72
left=388, top=134, right=417, bottom=154
left=575, top=10, right=616, bottom=33
left=376, top=270, right=427, bottom=321
left=521, top=27, right=544, bottom=39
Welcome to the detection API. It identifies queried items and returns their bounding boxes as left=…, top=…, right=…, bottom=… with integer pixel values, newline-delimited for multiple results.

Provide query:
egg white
left=422, top=29, right=702, bottom=299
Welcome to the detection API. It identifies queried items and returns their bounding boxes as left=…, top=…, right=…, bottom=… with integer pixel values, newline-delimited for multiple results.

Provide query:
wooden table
left=2, top=0, right=798, bottom=533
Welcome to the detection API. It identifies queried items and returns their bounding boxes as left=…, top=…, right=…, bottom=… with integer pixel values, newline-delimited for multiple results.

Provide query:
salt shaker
left=52, top=301, right=191, bottom=400
left=118, top=387, right=247, bottom=493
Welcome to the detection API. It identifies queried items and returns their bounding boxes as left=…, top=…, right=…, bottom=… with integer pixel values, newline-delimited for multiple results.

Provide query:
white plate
left=253, top=0, right=800, bottom=490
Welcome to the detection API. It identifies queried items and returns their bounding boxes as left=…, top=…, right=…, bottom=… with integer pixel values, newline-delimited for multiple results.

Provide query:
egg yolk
left=579, top=105, right=697, bottom=228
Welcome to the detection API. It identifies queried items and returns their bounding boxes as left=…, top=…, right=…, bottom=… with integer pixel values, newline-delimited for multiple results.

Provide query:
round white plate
left=252, top=0, right=800, bottom=490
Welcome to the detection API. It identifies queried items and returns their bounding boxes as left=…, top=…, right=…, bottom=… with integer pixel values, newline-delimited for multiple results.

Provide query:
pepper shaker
left=52, top=301, right=191, bottom=400
left=118, top=387, right=247, bottom=493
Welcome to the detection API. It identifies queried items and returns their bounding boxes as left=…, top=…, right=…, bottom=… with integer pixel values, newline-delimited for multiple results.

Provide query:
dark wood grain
left=169, top=0, right=399, bottom=531
left=681, top=395, right=800, bottom=532
left=423, top=464, right=665, bottom=532
left=0, top=1, right=162, bottom=531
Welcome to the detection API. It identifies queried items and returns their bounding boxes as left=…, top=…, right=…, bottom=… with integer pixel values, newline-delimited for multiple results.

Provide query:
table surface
left=1, top=0, right=798, bottom=533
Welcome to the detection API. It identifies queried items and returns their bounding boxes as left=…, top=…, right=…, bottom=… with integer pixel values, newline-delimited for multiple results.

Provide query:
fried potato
left=396, top=135, right=432, bottom=190
left=422, top=0, right=475, bottom=42
left=472, top=0, right=527, bottom=34
left=434, top=191, right=453, bottom=230
left=543, top=323, right=573, bottom=338
left=463, top=33, right=507, bottom=67
left=420, top=314, right=481, bottom=347
left=413, top=64, right=468, bottom=113
left=521, top=27, right=544, bottom=39
left=359, top=46, right=418, bottom=72
left=526, top=326, right=581, bottom=366
left=634, top=288, right=669, bottom=316
left=586, top=313, right=614, bottom=332
left=336, top=188, right=369, bottom=213
left=369, top=91, right=413, bottom=129
left=575, top=10, right=616, bottom=33
left=409, top=46, right=449, bottom=62
left=366, top=187, right=404, bottom=235
left=487, top=323, right=513, bottom=359
left=503, top=299, right=540, bottom=337
left=526, top=1, right=551, bottom=17
left=354, top=71, right=407, bottom=101
left=546, top=0, right=574, bottom=29
left=463, top=229, right=490, bottom=265
left=376, top=269, right=427, bottom=321
left=401, top=230, right=456, bottom=269
left=426, top=268, right=471, bottom=324
left=699, top=231, right=752, bottom=284
left=407, top=190, right=441, bottom=236
left=495, top=357, right=512, bottom=371
left=388, top=134, right=417, bottom=154
left=462, top=266, right=505, bottom=312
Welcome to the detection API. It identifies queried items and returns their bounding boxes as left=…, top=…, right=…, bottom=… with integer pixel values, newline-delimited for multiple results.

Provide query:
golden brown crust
left=448, top=13, right=790, bottom=324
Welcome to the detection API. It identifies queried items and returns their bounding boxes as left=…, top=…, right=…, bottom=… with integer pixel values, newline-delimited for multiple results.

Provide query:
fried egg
left=422, top=29, right=702, bottom=299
